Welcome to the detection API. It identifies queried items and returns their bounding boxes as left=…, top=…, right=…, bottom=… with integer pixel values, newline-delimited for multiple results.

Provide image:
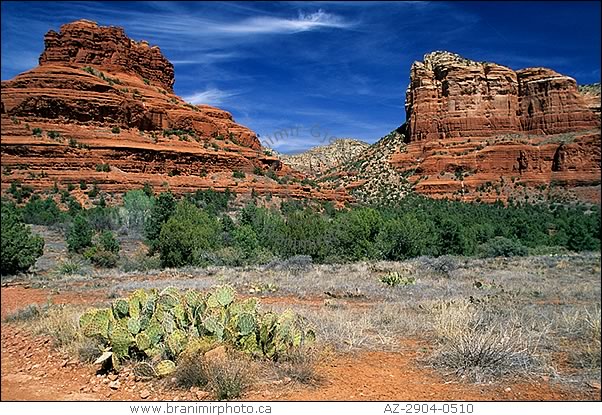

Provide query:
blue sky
left=1, top=1, right=600, bottom=153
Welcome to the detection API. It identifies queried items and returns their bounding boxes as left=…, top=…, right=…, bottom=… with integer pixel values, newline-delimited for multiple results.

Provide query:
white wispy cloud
left=218, top=10, right=353, bottom=34
left=104, top=8, right=353, bottom=41
left=171, top=51, right=245, bottom=66
left=182, top=88, right=240, bottom=106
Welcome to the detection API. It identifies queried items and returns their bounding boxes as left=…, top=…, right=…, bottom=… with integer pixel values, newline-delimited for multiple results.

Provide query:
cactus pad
left=133, top=361, right=156, bottom=380
left=236, top=313, right=256, bottom=336
left=79, top=308, right=112, bottom=339
left=155, top=360, right=176, bottom=377
left=127, top=317, right=141, bottom=335
left=135, top=332, right=151, bottom=351
left=166, top=329, right=188, bottom=357
left=214, top=285, right=235, bottom=307
left=108, top=321, right=134, bottom=358
left=112, top=299, right=129, bottom=319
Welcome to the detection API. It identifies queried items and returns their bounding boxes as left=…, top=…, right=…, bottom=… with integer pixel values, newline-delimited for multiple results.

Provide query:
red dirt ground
left=1, top=286, right=600, bottom=401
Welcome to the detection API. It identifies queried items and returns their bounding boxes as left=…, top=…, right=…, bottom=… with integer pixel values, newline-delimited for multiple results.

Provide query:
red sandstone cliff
left=394, top=51, right=601, bottom=203
left=0, top=20, right=350, bottom=206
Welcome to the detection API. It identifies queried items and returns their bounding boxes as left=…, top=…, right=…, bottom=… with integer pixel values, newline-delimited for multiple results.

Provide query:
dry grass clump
left=274, top=347, right=320, bottom=385
left=31, top=304, right=81, bottom=347
left=429, top=300, right=544, bottom=382
left=560, top=306, right=601, bottom=370
left=6, top=303, right=103, bottom=362
left=174, top=351, right=253, bottom=400
left=174, top=355, right=210, bottom=389
left=204, top=355, right=253, bottom=401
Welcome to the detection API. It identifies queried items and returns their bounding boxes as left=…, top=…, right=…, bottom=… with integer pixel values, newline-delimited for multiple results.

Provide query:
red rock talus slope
left=393, top=51, right=601, bottom=203
left=0, top=20, right=349, bottom=205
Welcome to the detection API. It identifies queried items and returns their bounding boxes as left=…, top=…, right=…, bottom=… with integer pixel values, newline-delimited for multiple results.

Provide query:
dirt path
left=1, top=286, right=599, bottom=401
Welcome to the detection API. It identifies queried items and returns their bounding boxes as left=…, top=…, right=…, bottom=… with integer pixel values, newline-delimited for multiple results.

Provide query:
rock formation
left=0, top=20, right=350, bottom=206
left=395, top=51, right=601, bottom=203
left=404, top=51, right=599, bottom=142
left=39, top=19, right=175, bottom=92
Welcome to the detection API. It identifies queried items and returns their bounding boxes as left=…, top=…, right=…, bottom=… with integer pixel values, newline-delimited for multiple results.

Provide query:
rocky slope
left=395, top=51, right=601, bottom=203
left=314, top=129, right=413, bottom=204
left=0, top=20, right=350, bottom=206
left=274, top=139, right=370, bottom=175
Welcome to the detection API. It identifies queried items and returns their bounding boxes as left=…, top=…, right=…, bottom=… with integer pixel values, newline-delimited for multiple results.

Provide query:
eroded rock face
left=405, top=51, right=600, bottom=142
left=395, top=51, right=601, bottom=203
left=1, top=20, right=350, bottom=206
left=40, top=19, right=175, bottom=92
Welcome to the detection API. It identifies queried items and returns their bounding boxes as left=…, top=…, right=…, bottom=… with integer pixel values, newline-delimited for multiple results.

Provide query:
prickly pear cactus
left=135, top=332, right=151, bottom=351
left=209, top=285, right=235, bottom=307
left=79, top=286, right=315, bottom=374
left=112, top=299, right=129, bottom=319
left=144, top=319, right=164, bottom=346
left=127, top=317, right=141, bottom=335
left=155, top=360, right=176, bottom=377
left=79, top=308, right=112, bottom=339
left=108, top=321, right=134, bottom=360
left=235, top=313, right=256, bottom=336
left=166, top=329, right=188, bottom=357
left=133, top=361, right=156, bottom=380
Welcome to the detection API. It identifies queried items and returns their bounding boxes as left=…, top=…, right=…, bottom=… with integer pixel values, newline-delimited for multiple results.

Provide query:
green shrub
left=83, top=246, right=119, bottom=268
left=377, top=213, right=436, bottom=260
left=332, top=208, right=382, bottom=261
left=122, top=189, right=154, bottom=233
left=21, top=195, right=67, bottom=226
left=47, top=131, right=60, bottom=140
left=55, top=258, right=84, bottom=275
left=1, top=202, right=45, bottom=274
left=233, top=225, right=260, bottom=259
left=120, top=250, right=161, bottom=272
left=66, top=215, right=94, bottom=253
left=156, top=201, right=222, bottom=267
left=86, top=205, right=121, bottom=231
left=142, top=182, right=154, bottom=198
left=96, top=163, right=110, bottom=172
left=145, top=191, right=177, bottom=252
left=88, top=183, right=99, bottom=198
left=32, top=127, right=43, bottom=137
left=253, top=167, right=263, bottom=176
left=278, top=209, right=330, bottom=261
left=111, top=126, right=121, bottom=134
left=186, top=189, right=233, bottom=215
left=232, top=170, right=245, bottom=179
left=98, top=230, right=120, bottom=254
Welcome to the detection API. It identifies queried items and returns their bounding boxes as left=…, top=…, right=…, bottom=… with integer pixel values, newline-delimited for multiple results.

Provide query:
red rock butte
left=0, top=20, right=350, bottom=206
left=393, top=51, right=601, bottom=203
